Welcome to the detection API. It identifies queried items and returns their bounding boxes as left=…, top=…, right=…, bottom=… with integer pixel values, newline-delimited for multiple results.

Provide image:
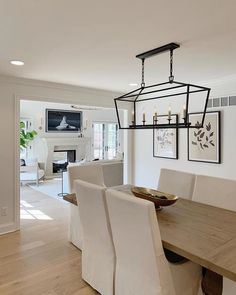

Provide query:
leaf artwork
left=192, top=119, right=216, bottom=151
left=195, top=121, right=202, bottom=128
left=206, top=122, right=211, bottom=131
left=156, top=128, right=175, bottom=150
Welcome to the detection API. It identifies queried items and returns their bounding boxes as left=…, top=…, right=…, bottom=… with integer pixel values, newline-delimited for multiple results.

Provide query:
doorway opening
left=18, top=98, right=126, bottom=229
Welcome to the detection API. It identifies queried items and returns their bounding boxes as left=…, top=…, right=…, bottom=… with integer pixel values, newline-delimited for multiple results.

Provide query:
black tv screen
left=46, top=109, right=82, bottom=132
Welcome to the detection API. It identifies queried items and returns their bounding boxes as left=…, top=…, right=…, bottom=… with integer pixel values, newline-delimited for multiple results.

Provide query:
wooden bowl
left=131, top=186, right=178, bottom=209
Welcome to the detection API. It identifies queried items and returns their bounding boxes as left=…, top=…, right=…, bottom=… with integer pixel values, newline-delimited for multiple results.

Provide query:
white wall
left=20, top=100, right=122, bottom=139
left=133, top=81, right=236, bottom=188
left=20, top=100, right=124, bottom=166
left=0, top=75, right=124, bottom=235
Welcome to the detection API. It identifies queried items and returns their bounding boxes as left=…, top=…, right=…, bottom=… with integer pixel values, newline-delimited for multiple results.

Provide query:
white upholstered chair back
left=67, top=164, right=104, bottom=250
left=192, top=175, right=236, bottom=211
left=158, top=168, right=196, bottom=199
left=75, top=180, right=115, bottom=295
left=67, top=164, right=105, bottom=193
left=102, top=162, right=123, bottom=187
left=106, top=189, right=175, bottom=295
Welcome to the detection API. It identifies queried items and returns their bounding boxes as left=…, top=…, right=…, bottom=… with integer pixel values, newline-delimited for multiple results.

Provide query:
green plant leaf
left=20, top=121, right=25, bottom=129
left=19, top=121, right=37, bottom=150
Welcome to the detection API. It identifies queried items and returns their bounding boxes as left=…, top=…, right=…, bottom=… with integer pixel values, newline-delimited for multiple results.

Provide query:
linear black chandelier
left=114, top=43, right=211, bottom=129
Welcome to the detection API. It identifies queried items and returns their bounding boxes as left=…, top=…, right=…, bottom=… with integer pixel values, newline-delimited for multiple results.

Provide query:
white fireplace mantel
left=42, top=137, right=91, bottom=177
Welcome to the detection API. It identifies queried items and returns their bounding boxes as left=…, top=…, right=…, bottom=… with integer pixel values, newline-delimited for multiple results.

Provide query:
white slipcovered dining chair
left=106, top=189, right=201, bottom=295
left=192, top=174, right=236, bottom=295
left=75, top=180, right=115, bottom=295
left=67, top=163, right=105, bottom=193
left=158, top=168, right=196, bottom=200
left=67, top=164, right=105, bottom=250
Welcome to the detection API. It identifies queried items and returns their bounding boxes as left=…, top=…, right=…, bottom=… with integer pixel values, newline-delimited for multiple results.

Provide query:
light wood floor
left=0, top=186, right=98, bottom=295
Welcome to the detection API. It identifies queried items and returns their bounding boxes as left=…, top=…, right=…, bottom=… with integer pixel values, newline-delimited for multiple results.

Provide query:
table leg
left=201, top=268, right=223, bottom=295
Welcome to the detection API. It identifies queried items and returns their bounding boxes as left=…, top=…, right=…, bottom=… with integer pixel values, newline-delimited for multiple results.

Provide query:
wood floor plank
left=0, top=186, right=98, bottom=295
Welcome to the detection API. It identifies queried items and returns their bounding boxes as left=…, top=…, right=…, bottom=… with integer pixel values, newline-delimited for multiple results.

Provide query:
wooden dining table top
left=64, top=184, right=236, bottom=282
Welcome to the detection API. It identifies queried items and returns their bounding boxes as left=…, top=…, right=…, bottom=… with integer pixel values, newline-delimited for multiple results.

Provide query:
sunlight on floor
left=20, top=200, right=33, bottom=208
left=20, top=200, right=53, bottom=220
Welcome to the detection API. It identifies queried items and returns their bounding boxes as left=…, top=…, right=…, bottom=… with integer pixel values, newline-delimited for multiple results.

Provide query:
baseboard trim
left=0, top=222, right=19, bottom=235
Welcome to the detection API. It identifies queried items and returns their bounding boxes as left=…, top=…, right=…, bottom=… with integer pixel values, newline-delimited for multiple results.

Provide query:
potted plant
left=20, top=121, right=37, bottom=151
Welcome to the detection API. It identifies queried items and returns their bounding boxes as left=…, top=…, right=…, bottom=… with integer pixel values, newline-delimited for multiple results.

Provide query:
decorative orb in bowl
left=131, top=186, right=178, bottom=210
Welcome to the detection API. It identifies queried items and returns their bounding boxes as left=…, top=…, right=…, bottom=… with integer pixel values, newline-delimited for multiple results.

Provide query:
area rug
left=29, top=177, right=69, bottom=202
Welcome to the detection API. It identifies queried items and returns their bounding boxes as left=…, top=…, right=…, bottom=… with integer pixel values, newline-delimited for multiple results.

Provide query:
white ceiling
left=1, top=0, right=236, bottom=92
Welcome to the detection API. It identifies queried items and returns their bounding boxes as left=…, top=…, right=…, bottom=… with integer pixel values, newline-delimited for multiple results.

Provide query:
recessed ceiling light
left=10, top=60, right=24, bottom=66
left=129, top=83, right=138, bottom=86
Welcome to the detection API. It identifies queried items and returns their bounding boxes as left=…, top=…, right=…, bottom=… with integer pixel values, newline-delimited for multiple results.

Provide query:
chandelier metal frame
left=114, top=43, right=211, bottom=129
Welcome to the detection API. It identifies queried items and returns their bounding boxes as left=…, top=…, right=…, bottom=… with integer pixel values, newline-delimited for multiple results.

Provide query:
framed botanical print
left=153, top=114, right=178, bottom=159
left=188, top=111, right=221, bottom=163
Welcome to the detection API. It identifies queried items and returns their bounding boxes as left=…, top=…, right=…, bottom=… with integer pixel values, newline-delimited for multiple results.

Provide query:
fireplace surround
left=53, top=150, right=76, bottom=173
left=42, top=137, right=91, bottom=177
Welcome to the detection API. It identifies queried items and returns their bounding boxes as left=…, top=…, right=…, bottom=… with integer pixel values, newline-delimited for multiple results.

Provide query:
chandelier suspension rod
left=169, top=49, right=174, bottom=83
left=136, top=43, right=179, bottom=85
left=141, top=58, right=145, bottom=88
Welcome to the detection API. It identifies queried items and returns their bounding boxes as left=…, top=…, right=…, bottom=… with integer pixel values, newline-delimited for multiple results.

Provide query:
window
left=93, top=122, right=119, bottom=160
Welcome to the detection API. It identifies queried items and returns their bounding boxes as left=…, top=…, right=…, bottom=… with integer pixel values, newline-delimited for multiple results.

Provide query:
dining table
left=64, top=184, right=236, bottom=294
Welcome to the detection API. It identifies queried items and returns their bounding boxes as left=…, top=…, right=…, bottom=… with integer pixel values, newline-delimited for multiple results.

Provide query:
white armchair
left=20, top=158, right=45, bottom=186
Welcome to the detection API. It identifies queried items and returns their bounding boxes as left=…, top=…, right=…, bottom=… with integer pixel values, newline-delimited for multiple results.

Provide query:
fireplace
left=52, top=150, right=76, bottom=173
left=42, top=137, right=90, bottom=177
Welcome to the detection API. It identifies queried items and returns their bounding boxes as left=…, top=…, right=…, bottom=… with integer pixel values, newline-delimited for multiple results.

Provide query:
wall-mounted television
left=46, top=109, right=82, bottom=132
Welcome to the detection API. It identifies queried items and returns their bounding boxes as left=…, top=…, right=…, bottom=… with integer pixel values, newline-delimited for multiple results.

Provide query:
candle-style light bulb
left=168, top=105, right=171, bottom=120
left=182, top=105, right=186, bottom=120
left=154, top=108, right=158, bottom=120
left=132, top=110, right=135, bottom=124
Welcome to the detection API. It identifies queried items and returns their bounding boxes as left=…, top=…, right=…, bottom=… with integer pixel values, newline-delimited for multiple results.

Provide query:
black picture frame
left=46, top=109, right=82, bottom=133
left=153, top=114, right=179, bottom=159
left=187, top=111, right=221, bottom=164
